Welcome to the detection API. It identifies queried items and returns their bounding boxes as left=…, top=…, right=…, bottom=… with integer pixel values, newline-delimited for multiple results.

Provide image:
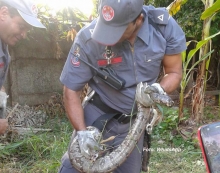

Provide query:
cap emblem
left=31, top=4, right=38, bottom=15
left=102, top=5, right=114, bottom=21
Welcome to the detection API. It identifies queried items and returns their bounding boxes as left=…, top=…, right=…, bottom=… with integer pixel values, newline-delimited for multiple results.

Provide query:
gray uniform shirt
left=0, top=39, right=10, bottom=89
left=60, top=5, right=186, bottom=114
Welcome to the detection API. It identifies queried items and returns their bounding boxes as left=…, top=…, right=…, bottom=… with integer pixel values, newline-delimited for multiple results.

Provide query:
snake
left=68, top=85, right=174, bottom=173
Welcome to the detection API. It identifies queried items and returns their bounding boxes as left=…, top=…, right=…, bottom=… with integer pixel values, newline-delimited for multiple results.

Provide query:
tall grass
left=0, top=117, right=72, bottom=173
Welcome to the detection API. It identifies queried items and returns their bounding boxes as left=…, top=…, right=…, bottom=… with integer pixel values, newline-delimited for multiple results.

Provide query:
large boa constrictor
left=68, top=85, right=174, bottom=173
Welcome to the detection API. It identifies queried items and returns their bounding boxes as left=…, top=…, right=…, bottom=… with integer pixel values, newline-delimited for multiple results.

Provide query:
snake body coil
left=68, top=90, right=174, bottom=173
left=68, top=104, right=151, bottom=173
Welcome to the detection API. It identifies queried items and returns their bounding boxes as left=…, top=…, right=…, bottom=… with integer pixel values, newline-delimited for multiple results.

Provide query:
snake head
left=150, top=93, right=174, bottom=107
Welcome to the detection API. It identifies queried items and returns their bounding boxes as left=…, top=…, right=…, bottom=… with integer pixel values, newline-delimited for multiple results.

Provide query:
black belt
left=89, top=93, right=120, bottom=114
left=113, top=113, right=136, bottom=124
left=89, top=93, right=136, bottom=125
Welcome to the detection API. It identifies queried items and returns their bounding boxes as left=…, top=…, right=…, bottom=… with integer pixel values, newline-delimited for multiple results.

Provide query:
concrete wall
left=4, top=31, right=72, bottom=106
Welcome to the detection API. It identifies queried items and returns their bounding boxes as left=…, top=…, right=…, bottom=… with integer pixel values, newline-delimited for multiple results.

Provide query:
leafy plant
left=154, top=108, right=180, bottom=142
left=179, top=39, right=215, bottom=121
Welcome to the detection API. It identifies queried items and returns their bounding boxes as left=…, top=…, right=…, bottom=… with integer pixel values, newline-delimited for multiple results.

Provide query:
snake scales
left=68, top=91, right=174, bottom=173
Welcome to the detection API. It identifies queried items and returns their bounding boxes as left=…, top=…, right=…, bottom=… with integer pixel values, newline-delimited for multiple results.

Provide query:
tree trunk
left=191, top=0, right=213, bottom=122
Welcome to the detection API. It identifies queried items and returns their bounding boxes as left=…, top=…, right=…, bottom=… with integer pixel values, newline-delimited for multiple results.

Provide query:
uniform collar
left=137, top=12, right=150, bottom=45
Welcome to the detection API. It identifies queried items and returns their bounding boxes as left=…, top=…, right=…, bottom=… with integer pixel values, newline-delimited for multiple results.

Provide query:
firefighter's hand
left=136, top=82, right=166, bottom=107
left=77, top=127, right=103, bottom=159
left=144, top=83, right=166, bottom=95
left=136, top=82, right=154, bottom=107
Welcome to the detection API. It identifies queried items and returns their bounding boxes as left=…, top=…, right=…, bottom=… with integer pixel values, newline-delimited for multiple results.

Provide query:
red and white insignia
left=97, top=52, right=122, bottom=66
left=71, top=46, right=80, bottom=67
left=31, top=5, right=38, bottom=15
left=71, top=56, right=80, bottom=67
left=102, top=52, right=115, bottom=59
left=97, top=57, right=122, bottom=66
left=102, top=5, right=114, bottom=21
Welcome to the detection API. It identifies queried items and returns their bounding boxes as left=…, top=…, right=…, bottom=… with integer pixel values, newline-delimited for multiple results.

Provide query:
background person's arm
left=0, top=119, right=8, bottom=134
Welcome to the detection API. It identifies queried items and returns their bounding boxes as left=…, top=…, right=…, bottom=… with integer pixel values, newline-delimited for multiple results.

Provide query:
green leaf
left=201, top=0, right=220, bottom=20
left=181, top=51, right=186, bottom=62
left=184, top=32, right=220, bottom=69
left=186, top=50, right=214, bottom=78
left=205, top=31, right=220, bottom=40
left=187, top=40, right=209, bottom=61
left=4, top=141, right=25, bottom=150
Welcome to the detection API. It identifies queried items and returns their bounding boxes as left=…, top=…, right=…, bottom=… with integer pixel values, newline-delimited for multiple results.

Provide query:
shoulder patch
left=70, top=46, right=81, bottom=67
left=148, top=8, right=169, bottom=25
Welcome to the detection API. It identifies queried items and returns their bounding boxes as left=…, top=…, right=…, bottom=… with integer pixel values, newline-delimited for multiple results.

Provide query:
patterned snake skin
left=68, top=92, right=174, bottom=173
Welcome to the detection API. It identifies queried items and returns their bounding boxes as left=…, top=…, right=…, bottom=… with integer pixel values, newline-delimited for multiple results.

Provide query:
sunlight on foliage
left=67, top=28, right=77, bottom=41
left=166, top=0, right=188, bottom=16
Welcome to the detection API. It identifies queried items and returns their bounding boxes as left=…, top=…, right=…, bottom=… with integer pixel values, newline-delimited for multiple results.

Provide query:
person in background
left=0, top=0, right=46, bottom=135
left=59, top=0, right=186, bottom=172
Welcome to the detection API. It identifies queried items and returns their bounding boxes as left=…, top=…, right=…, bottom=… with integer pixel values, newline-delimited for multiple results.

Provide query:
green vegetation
left=148, top=107, right=207, bottom=173
left=0, top=117, right=72, bottom=173
left=0, top=107, right=212, bottom=173
left=1, top=0, right=220, bottom=172
left=148, top=138, right=206, bottom=173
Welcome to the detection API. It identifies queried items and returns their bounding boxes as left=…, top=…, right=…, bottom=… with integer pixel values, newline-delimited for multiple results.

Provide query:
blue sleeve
left=164, top=16, right=187, bottom=55
left=60, top=36, right=93, bottom=91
